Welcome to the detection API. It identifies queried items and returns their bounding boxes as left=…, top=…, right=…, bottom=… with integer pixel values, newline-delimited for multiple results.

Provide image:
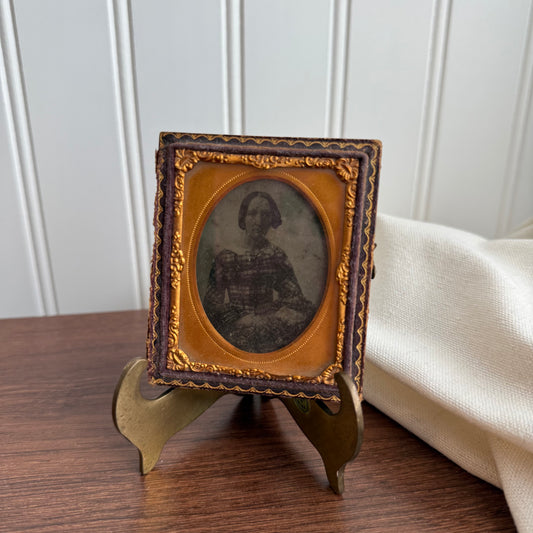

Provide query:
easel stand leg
left=112, top=358, right=224, bottom=474
left=112, top=358, right=364, bottom=493
left=282, top=373, right=364, bottom=494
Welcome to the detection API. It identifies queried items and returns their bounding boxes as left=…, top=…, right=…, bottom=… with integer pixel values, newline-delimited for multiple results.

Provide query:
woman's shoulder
left=262, top=242, right=289, bottom=261
left=214, top=249, right=238, bottom=265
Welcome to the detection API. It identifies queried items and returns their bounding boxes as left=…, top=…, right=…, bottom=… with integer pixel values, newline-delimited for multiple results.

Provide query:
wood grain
left=0, top=311, right=516, bottom=532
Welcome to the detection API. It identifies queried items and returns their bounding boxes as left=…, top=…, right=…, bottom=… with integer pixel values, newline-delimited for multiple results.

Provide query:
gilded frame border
left=147, top=133, right=381, bottom=401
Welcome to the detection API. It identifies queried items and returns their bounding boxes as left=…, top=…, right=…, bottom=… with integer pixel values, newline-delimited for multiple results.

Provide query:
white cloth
left=364, top=214, right=533, bottom=532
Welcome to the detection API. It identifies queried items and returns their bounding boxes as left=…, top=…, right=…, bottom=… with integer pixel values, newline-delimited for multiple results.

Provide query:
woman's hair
left=238, top=191, right=282, bottom=230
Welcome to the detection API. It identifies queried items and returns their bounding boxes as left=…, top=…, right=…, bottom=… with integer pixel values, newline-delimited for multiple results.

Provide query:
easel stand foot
left=112, top=358, right=363, bottom=493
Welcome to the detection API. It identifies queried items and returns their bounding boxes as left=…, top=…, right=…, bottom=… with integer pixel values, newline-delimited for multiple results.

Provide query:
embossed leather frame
left=147, top=133, right=381, bottom=401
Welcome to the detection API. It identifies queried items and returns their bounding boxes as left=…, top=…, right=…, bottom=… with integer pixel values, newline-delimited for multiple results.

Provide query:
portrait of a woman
left=202, top=190, right=317, bottom=353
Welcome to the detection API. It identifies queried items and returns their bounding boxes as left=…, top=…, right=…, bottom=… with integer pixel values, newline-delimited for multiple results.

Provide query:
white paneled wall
left=344, top=0, right=435, bottom=218
left=1, top=0, right=532, bottom=318
left=244, top=0, right=331, bottom=137
left=428, top=0, right=532, bottom=236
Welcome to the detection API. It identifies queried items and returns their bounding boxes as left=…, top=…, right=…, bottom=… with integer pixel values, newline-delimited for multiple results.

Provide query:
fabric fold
left=365, top=214, right=533, bottom=531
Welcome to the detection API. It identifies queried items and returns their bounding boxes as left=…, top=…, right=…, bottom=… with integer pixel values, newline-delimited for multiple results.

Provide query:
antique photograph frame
left=147, top=133, right=381, bottom=401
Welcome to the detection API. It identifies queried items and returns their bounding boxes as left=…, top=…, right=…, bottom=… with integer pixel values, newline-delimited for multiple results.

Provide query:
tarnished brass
left=282, top=372, right=364, bottom=494
left=113, top=359, right=362, bottom=493
left=112, top=358, right=224, bottom=474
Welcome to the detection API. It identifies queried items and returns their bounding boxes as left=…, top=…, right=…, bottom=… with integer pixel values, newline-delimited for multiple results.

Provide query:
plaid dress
left=203, top=241, right=315, bottom=353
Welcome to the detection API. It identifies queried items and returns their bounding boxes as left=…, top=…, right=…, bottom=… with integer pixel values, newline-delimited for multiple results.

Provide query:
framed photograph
left=147, top=133, right=381, bottom=401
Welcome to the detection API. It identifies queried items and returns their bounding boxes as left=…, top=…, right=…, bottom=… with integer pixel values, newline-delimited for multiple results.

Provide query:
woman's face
left=244, top=196, right=272, bottom=239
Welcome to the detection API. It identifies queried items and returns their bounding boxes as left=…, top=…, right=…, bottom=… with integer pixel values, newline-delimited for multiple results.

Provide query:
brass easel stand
left=112, top=358, right=363, bottom=494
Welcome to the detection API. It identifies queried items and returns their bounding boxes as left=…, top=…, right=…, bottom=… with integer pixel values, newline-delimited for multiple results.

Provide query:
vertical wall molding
left=0, top=0, right=57, bottom=315
left=496, top=0, right=533, bottom=237
left=325, top=0, right=351, bottom=138
left=107, top=0, right=150, bottom=308
left=411, top=0, right=452, bottom=221
left=221, top=0, right=244, bottom=135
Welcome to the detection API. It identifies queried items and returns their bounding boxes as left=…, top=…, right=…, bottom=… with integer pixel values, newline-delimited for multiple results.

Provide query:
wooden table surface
left=0, top=311, right=516, bottom=532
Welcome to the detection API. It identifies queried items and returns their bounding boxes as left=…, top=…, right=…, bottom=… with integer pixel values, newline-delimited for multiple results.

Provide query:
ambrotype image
left=196, top=178, right=328, bottom=353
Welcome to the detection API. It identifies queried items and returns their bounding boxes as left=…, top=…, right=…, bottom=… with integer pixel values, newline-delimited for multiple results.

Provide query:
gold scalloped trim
left=354, top=142, right=380, bottom=388
left=146, top=150, right=165, bottom=377
left=149, top=376, right=340, bottom=402
left=160, top=131, right=377, bottom=152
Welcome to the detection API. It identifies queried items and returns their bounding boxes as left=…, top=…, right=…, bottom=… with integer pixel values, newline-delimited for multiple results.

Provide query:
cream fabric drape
left=365, top=215, right=533, bottom=532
